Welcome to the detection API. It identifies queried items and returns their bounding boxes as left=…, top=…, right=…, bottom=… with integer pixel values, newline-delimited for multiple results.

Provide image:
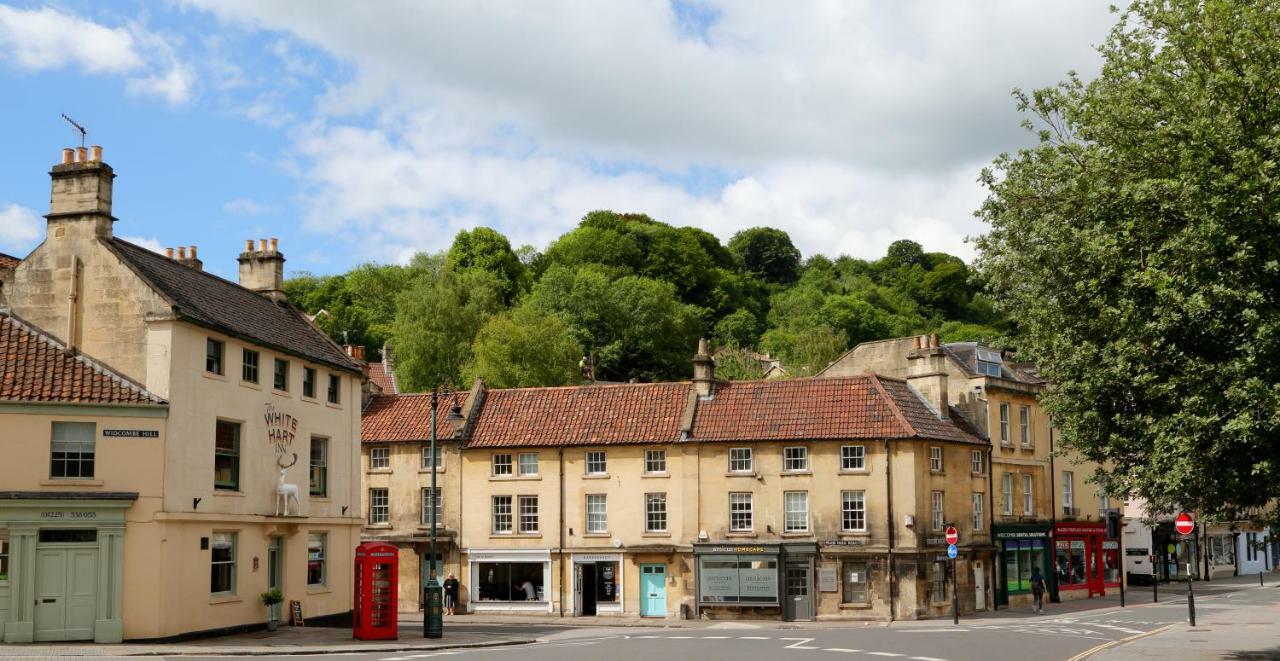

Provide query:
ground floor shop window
left=1056, top=539, right=1088, bottom=587
left=1002, top=539, right=1044, bottom=593
left=699, top=555, right=779, bottom=604
left=842, top=561, right=868, bottom=604
left=308, top=533, right=327, bottom=586
left=1210, top=535, right=1235, bottom=566
left=0, top=537, right=8, bottom=580
left=211, top=532, right=237, bottom=595
left=1102, top=541, right=1120, bottom=583
left=930, top=560, right=948, bottom=602
left=477, top=562, right=545, bottom=602
left=583, top=561, right=619, bottom=603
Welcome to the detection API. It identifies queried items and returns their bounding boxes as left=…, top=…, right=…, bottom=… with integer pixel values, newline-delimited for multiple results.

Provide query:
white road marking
left=635, top=635, right=662, bottom=639
left=737, top=635, right=772, bottom=639
left=910, top=656, right=950, bottom=661
left=824, top=648, right=860, bottom=653
left=665, top=635, right=693, bottom=639
left=867, top=653, right=904, bottom=657
left=701, top=635, right=730, bottom=639
left=904, top=628, right=968, bottom=632
left=781, top=637, right=819, bottom=649
left=1093, top=623, right=1145, bottom=634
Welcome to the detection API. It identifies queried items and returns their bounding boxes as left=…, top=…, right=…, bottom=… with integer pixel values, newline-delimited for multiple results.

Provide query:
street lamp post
left=424, top=389, right=464, bottom=639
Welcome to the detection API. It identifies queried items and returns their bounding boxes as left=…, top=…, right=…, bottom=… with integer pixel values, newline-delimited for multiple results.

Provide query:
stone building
left=0, top=147, right=365, bottom=641
left=361, top=340, right=992, bottom=621
left=819, top=334, right=1116, bottom=606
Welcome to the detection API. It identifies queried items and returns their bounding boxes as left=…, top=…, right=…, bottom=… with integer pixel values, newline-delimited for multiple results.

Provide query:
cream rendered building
left=0, top=147, right=364, bottom=641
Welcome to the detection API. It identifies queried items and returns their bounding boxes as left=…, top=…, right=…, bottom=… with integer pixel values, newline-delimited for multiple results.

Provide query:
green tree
left=759, top=324, right=846, bottom=377
left=391, top=268, right=504, bottom=390
left=713, top=308, right=761, bottom=348
left=446, top=227, right=526, bottom=303
left=466, top=304, right=582, bottom=388
left=729, top=227, right=802, bottom=285
left=975, top=0, right=1280, bottom=521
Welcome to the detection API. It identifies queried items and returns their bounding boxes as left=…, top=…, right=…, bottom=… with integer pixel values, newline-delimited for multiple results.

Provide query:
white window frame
left=841, top=490, right=866, bottom=532
left=368, top=488, right=389, bottom=524
left=644, top=449, right=667, bottom=474
left=972, top=493, right=984, bottom=531
left=307, top=532, right=327, bottom=587
left=645, top=493, right=668, bottom=533
left=729, top=492, right=753, bottom=531
left=840, top=445, right=866, bottom=471
left=585, top=451, right=607, bottom=475
left=492, top=495, right=513, bottom=534
left=999, top=403, right=1011, bottom=445
left=728, top=447, right=753, bottom=473
left=783, top=491, right=809, bottom=532
left=585, top=494, right=608, bottom=534
left=421, top=445, right=441, bottom=470
left=51, top=421, right=96, bottom=479
left=931, top=491, right=944, bottom=531
left=518, top=452, right=539, bottom=476
left=370, top=446, right=390, bottom=470
left=1062, top=471, right=1074, bottom=513
left=420, top=487, right=442, bottom=526
left=929, top=446, right=943, bottom=472
left=210, top=531, right=237, bottom=595
left=1002, top=473, right=1013, bottom=515
left=491, top=453, right=513, bottom=476
left=1022, top=474, right=1034, bottom=516
left=970, top=450, right=984, bottom=474
left=518, top=495, right=540, bottom=533
left=1019, top=405, right=1032, bottom=447
left=783, top=446, right=809, bottom=472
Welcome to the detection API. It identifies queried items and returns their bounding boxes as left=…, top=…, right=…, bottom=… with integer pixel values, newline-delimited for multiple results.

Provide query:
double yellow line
left=1067, top=624, right=1175, bottom=661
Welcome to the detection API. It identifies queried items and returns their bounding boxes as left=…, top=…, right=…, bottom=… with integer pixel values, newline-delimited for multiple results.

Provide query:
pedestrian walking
left=443, top=573, right=460, bottom=616
left=1031, top=566, right=1047, bottom=614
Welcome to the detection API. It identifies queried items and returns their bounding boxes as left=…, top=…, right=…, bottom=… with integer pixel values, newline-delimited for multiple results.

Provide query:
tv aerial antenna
left=61, top=113, right=88, bottom=147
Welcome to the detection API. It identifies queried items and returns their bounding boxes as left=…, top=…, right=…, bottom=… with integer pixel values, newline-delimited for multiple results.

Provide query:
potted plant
left=261, top=589, right=284, bottom=631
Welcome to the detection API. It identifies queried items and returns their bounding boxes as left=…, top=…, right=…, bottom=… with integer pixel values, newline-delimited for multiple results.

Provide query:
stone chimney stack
left=692, top=337, right=715, bottom=398
left=907, top=333, right=949, bottom=419
left=172, top=244, right=203, bottom=271
left=237, top=237, right=286, bottom=302
left=48, top=145, right=113, bottom=240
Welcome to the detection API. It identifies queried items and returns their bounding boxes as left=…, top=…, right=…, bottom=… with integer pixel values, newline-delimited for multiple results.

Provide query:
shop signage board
left=824, top=539, right=866, bottom=547
left=818, top=567, right=838, bottom=592
left=994, top=529, right=1049, bottom=540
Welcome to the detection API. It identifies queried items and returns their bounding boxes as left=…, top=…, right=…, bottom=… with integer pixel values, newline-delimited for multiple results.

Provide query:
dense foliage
left=975, top=0, right=1280, bottom=521
left=287, top=211, right=1006, bottom=389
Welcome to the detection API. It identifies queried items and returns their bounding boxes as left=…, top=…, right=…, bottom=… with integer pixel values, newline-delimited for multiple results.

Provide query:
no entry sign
left=945, top=525, right=959, bottom=545
left=1175, top=512, right=1194, bottom=536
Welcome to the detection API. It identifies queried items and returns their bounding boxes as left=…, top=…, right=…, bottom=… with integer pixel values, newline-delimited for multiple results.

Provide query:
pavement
left=0, top=573, right=1273, bottom=659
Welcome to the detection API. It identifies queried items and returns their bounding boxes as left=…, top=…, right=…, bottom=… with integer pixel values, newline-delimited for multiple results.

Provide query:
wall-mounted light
left=193, top=497, right=202, bottom=510
left=342, top=506, right=348, bottom=516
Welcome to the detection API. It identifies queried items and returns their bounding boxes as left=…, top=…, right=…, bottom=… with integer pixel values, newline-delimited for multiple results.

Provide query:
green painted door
left=34, top=547, right=98, bottom=641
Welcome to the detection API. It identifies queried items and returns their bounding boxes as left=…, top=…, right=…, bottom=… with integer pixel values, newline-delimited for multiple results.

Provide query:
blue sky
left=0, top=1, right=1117, bottom=282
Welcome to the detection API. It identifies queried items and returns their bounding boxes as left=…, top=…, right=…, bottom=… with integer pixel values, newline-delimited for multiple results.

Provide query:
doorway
left=974, top=560, right=987, bottom=611
left=783, top=561, right=813, bottom=621
left=640, top=564, right=666, bottom=617
left=579, top=563, right=598, bottom=616
left=267, top=536, right=284, bottom=622
left=34, top=531, right=99, bottom=642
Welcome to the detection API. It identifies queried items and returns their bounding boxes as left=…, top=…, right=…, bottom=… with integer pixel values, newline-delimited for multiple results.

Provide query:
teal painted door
left=640, top=564, right=666, bottom=617
left=34, top=547, right=98, bottom=641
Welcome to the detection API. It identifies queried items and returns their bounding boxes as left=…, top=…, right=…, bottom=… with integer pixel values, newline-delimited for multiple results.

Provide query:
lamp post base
left=424, top=582, right=444, bottom=638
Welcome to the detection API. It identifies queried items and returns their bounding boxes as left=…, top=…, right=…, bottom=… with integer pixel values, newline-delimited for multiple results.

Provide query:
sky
left=0, top=1, right=1117, bottom=281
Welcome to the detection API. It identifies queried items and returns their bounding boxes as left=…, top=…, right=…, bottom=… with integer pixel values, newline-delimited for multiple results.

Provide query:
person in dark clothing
left=1030, top=567, right=1047, bottom=614
left=443, top=573, right=460, bottom=615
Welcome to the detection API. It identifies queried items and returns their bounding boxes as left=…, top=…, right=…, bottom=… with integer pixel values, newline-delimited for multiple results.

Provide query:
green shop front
left=993, top=523, right=1055, bottom=607
left=694, top=541, right=817, bottom=621
left=0, top=492, right=134, bottom=643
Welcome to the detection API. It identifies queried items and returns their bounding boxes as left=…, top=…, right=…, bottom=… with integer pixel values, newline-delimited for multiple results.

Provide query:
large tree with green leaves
left=466, top=304, right=582, bottom=388
left=391, top=267, right=504, bottom=390
left=975, top=0, right=1280, bottom=522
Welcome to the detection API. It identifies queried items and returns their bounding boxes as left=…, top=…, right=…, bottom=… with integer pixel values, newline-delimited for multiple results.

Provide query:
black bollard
left=1187, top=575, right=1196, bottom=627
left=1153, top=575, right=1158, bottom=603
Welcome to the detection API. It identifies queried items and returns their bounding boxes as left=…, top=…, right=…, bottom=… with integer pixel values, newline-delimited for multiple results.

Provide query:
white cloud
left=0, top=203, right=41, bottom=254
left=0, top=6, right=193, bottom=105
left=119, top=236, right=165, bottom=253
left=223, top=197, right=271, bottom=215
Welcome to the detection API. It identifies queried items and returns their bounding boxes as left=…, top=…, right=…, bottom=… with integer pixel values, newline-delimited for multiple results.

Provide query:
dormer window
left=976, top=349, right=1003, bottom=377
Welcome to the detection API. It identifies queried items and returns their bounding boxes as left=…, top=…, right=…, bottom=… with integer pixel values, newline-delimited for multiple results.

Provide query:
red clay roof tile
left=362, top=391, right=468, bottom=442
left=466, top=382, right=690, bottom=448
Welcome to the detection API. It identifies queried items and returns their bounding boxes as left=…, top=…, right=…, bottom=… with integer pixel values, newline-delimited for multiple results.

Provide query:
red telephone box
left=354, top=542, right=398, bottom=640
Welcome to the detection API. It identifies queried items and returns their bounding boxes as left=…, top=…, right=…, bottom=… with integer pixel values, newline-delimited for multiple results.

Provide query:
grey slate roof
left=942, top=341, right=1044, bottom=386
left=106, top=239, right=361, bottom=373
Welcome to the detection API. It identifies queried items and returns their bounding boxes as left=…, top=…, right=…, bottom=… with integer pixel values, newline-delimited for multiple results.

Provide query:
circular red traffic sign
left=945, top=525, right=959, bottom=545
left=1175, top=512, right=1194, bottom=536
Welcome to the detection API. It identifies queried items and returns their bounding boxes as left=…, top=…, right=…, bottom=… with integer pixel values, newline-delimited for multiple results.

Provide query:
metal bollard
left=1187, top=576, right=1196, bottom=627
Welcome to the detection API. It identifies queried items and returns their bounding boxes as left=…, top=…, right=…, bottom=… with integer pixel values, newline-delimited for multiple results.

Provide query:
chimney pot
left=76, top=146, right=87, bottom=163
left=269, top=238, right=278, bottom=253
left=930, top=332, right=940, bottom=348
left=89, top=145, right=102, bottom=162
left=165, top=247, right=174, bottom=259
left=189, top=245, right=197, bottom=259
left=61, top=148, right=74, bottom=165
left=244, top=239, right=254, bottom=252
left=258, top=239, right=267, bottom=252
left=177, top=246, right=187, bottom=260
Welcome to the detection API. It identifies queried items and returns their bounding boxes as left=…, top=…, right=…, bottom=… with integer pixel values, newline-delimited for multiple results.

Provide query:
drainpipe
left=1049, top=423, right=1060, bottom=603
left=884, top=438, right=896, bottom=622
left=987, top=446, right=996, bottom=610
left=559, top=447, right=566, bottom=617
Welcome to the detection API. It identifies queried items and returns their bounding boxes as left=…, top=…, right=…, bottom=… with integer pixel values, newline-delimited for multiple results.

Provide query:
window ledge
left=272, top=389, right=291, bottom=397
left=240, top=381, right=262, bottom=391
left=326, top=402, right=343, bottom=410
left=209, top=594, right=242, bottom=605
left=839, top=602, right=873, bottom=610
left=725, top=531, right=758, bottom=538
left=780, top=471, right=812, bottom=477
left=837, top=531, right=871, bottom=537
left=418, top=468, right=448, bottom=475
left=40, top=478, right=103, bottom=487
left=489, top=475, right=539, bottom=481
left=366, top=469, right=392, bottom=475
left=583, top=533, right=611, bottom=538
left=202, top=371, right=228, bottom=382
left=838, top=470, right=871, bottom=476
left=582, top=474, right=610, bottom=480
left=213, top=490, right=244, bottom=497
left=725, top=472, right=758, bottom=478
left=641, top=473, right=670, bottom=479
left=365, top=524, right=392, bottom=530
left=300, top=395, right=318, bottom=404
left=781, top=532, right=812, bottom=538
left=306, top=586, right=332, bottom=595
left=490, top=533, right=542, bottom=539
left=930, top=470, right=945, bottom=475
left=642, top=532, right=671, bottom=538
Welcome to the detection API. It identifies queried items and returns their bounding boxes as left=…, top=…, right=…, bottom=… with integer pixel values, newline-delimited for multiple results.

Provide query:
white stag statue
left=276, top=453, right=301, bottom=516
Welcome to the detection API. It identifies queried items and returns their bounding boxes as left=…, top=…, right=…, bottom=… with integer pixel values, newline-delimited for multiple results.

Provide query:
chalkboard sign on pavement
left=290, top=600, right=304, bottom=626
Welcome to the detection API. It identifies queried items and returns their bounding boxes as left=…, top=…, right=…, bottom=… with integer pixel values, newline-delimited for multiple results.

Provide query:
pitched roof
left=466, top=382, right=690, bottom=448
left=105, top=239, right=360, bottom=374
left=0, top=311, right=166, bottom=406
left=368, top=361, right=397, bottom=394
left=0, top=252, right=19, bottom=271
left=942, top=341, right=1042, bottom=386
left=690, top=375, right=984, bottom=445
left=362, top=391, right=468, bottom=442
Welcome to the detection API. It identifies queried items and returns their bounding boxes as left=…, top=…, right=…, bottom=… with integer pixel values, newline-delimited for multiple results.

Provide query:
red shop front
left=1053, top=522, right=1121, bottom=597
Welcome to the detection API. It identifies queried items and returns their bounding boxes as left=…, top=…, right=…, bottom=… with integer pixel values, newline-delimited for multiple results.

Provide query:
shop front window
left=477, top=562, right=545, bottom=602
left=0, top=538, right=8, bottom=581
left=589, top=561, right=619, bottom=603
left=307, top=533, right=326, bottom=586
left=1056, top=539, right=1088, bottom=587
left=842, top=561, right=868, bottom=604
left=1003, top=538, right=1044, bottom=593
left=1102, top=541, right=1120, bottom=583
